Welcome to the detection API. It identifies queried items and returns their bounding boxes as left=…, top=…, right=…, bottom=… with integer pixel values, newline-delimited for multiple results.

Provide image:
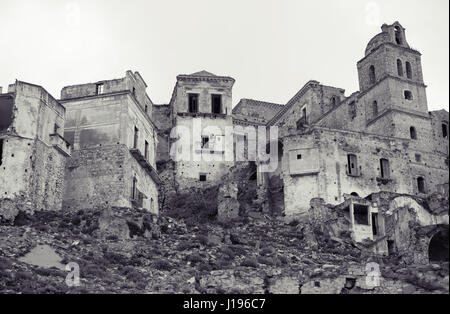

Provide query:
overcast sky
left=0, top=0, right=448, bottom=110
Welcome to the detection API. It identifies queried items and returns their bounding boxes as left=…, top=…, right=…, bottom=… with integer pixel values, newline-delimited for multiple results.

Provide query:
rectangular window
left=442, top=123, right=448, bottom=138
left=201, top=136, right=210, bottom=149
left=199, top=173, right=207, bottom=182
left=134, top=127, right=139, bottom=149
left=188, top=94, right=199, bottom=113
left=54, top=123, right=60, bottom=135
left=347, top=154, right=358, bottom=176
left=144, top=140, right=149, bottom=160
left=297, top=154, right=302, bottom=160
left=131, top=176, right=137, bottom=199
left=0, top=139, right=3, bottom=166
left=211, top=94, right=222, bottom=114
left=96, top=83, right=104, bottom=95
left=415, top=154, right=422, bottom=162
left=404, top=90, right=413, bottom=100
left=353, top=204, right=369, bottom=225
left=380, top=158, right=390, bottom=179
left=372, top=213, right=378, bottom=236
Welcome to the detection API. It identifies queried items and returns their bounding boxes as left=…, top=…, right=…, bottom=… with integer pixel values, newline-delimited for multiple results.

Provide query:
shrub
left=186, top=253, right=203, bottom=264
left=240, top=258, right=259, bottom=268
left=278, top=255, right=289, bottom=265
left=196, top=235, right=209, bottom=246
left=257, top=256, right=275, bottom=266
left=83, top=264, right=108, bottom=278
left=220, top=247, right=236, bottom=260
left=103, top=251, right=129, bottom=266
left=153, top=258, right=172, bottom=271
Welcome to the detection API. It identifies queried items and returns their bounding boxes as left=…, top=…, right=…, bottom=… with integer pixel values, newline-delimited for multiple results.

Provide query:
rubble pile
left=0, top=205, right=448, bottom=294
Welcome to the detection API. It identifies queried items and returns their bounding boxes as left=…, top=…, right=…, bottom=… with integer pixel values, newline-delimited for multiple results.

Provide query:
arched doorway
left=428, top=229, right=449, bottom=262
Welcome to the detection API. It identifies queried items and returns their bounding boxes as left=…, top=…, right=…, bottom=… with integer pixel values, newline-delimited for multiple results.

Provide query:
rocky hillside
left=0, top=205, right=448, bottom=294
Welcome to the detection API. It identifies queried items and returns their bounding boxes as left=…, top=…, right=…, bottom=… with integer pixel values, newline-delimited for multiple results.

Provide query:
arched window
left=410, top=126, right=417, bottom=140
left=372, top=100, right=378, bottom=117
left=406, top=62, right=412, bottom=79
left=397, top=59, right=403, bottom=76
left=369, top=65, right=376, bottom=84
left=417, top=177, right=426, bottom=193
left=394, top=26, right=403, bottom=45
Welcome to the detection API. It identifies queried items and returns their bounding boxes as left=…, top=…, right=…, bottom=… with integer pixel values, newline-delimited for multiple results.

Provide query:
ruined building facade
left=0, top=22, right=447, bottom=244
left=245, top=22, right=449, bottom=219
left=0, top=81, right=70, bottom=220
left=60, top=71, right=160, bottom=214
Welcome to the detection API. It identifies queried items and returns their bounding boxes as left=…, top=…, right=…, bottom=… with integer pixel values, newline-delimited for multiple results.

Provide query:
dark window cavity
left=347, top=154, right=358, bottom=176
left=372, top=100, right=378, bottom=117
left=410, top=126, right=417, bottom=140
left=406, top=62, right=412, bottom=79
left=331, top=95, right=339, bottom=106
left=211, top=94, right=222, bottom=114
left=404, top=90, right=413, bottom=100
left=394, top=26, right=403, bottom=45
left=0, top=139, right=4, bottom=166
left=199, top=173, right=207, bottom=182
left=353, top=204, right=369, bottom=225
left=131, top=176, right=138, bottom=199
left=297, top=154, right=302, bottom=160
left=201, top=136, right=210, bottom=149
left=372, top=213, right=379, bottom=236
left=380, top=158, right=390, bottom=179
left=0, top=96, right=14, bottom=131
left=144, top=140, right=149, bottom=160
left=134, top=126, right=139, bottom=149
left=397, top=59, right=403, bottom=76
left=369, top=65, right=376, bottom=84
left=442, top=123, right=448, bottom=138
left=96, top=83, right=104, bottom=95
left=415, top=154, right=422, bottom=162
left=188, top=93, right=199, bottom=113
left=417, top=177, right=426, bottom=193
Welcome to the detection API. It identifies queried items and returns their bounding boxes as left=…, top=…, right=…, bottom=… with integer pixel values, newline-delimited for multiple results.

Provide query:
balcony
left=50, top=133, right=71, bottom=157
left=129, top=148, right=162, bottom=185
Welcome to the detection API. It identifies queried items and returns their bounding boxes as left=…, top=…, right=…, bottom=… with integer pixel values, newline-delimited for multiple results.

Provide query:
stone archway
left=428, top=229, right=449, bottom=262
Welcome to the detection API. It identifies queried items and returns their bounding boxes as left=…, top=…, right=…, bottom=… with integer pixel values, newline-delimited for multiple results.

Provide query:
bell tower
left=357, top=22, right=430, bottom=140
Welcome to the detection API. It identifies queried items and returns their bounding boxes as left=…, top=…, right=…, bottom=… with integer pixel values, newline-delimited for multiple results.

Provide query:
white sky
left=0, top=0, right=448, bottom=110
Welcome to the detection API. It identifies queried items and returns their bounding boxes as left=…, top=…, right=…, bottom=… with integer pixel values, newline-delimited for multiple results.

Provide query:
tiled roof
left=232, top=98, right=284, bottom=122
left=267, top=80, right=319, bottom=126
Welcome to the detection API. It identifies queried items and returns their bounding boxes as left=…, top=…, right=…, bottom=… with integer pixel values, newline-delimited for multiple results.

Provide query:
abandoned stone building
left=0, top=81, right=70, bottom=221
left=0, top=21, right=447, bottom=260
left=225, top=22, right=449, bottom=221
left=156, top=71, right=236, bottom=191
left=60, top=71, right=160, bottom=214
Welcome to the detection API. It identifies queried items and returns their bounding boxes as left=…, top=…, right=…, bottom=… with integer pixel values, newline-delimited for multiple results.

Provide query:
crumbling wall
left=281, top=128, right=414, bottom=217
left=63, top=145, right=128, bottom=211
